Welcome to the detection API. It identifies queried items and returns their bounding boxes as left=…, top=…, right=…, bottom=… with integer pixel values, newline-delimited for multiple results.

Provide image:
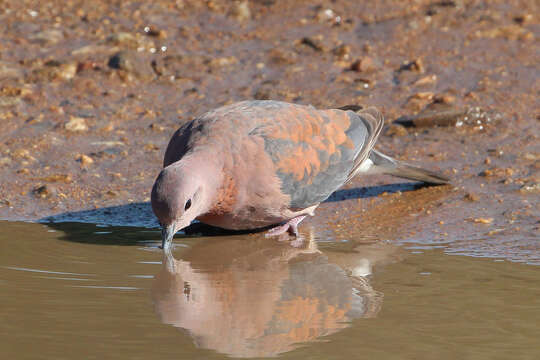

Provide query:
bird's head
left=151, top=163, right=212, bottom=250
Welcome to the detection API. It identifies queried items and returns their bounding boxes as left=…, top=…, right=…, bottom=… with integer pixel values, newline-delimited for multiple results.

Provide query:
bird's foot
left=265, top=215, right=306, bottom=238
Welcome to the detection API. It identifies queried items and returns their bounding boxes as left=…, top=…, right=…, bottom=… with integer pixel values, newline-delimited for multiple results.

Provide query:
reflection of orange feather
left=274, top=296, right=349, bottom=343
left=267, top=109, right=354, bottom=181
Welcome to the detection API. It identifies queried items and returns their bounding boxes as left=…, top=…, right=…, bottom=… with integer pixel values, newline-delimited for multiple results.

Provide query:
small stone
left=39, top=174, right=72, bottom=183
left=13, top=149, right=36, bottom=161
left=208, top=56, right=238, bottom=67
left=519, top=182, right=540, bottom=194
left=106, top=32, right=139, bottom=47
left=144, top=143, right=160, bottom=151
left=231, top=1, right=251, bottom=22
left=33, top=184, right=56, bottom=199
left=464, top=192, right=479, bottom=201
left=333, top=44, right=350, bottom=60
left=268, top=48, right=297, bottom=65
left=108, top=51, right=155, bottom=79
left=410, top=92, right=434, bottom=100
left=433, top=94, right=455, bottom=104
left=399, top=58, right=425, bottom=73
left=76, top=154, right=94, bottom=166
left=472, top=217, right=493, bottom=224
left=513, top=14, right=533, bottom=25
left=57, top=62, right=77, bottom=81
left=143, top=26, right=166, bottom=38
left=65, top=116, right=88, bottom=132
left=101, top=123, right=114, bottom=132
left=300, top=36, right=325, bottom=52
left=149, top=123, right=165, bottom=132
left=350, top=57, right=377, bottom=73
left=29, top=29, right=64, bottom=45
left=316, top=8, right=340, bottom=24
left=396, top=103, right=467, bottom=128
left=386, top=124, right=408, bottom=137
left=414, top=75, right=437, bottom=86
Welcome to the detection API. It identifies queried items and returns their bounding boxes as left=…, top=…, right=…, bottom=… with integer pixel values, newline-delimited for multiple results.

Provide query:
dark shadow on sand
left=40, top=182, right=430, bottom=245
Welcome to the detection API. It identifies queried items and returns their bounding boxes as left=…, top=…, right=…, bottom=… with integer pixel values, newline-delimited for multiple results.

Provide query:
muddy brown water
left=2, top=217, right=540, bottom=360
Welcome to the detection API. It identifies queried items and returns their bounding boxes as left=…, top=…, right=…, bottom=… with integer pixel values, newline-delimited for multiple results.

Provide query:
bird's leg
left=265, top=215, right=307, bottom=237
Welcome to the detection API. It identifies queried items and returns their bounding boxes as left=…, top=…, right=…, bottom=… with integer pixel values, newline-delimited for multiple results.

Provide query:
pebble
left=300, top=36, right=325, bottom=52
left=513, top=14, right=533, bottom=25
left=56, top=62, right=77, bottom=81
left=108, top=51, right=155, bottom=79
left=208, top=56, right=238, bottom=68
left=231, top=1, right=251, bottom=22
left=396, top=103, right=467, bottom=127
left=316, top=8, right=341, bottom=25
left=268, top=48, right=297, bottom=65
left=519, top=182, right=540, bottom=194
left=464, top=192, right=479, bottom=201
left=143, top=26, right=166, bottom=38
left=399, top=58, right=425, bottom=73
left=332, top=44, right=350, bottom=60
left=76, top=154, right=94, bottom=166
left=65, top=116, right=88, bottom=132
left=149, top=123, right=165, bottom=132
left=414, top=74, right=437, bottom=86
left=350, top=57, right=378, bottom=73
left=386, top=124, right=408, bottom=137
left=472, top=218, right=493, bottom=224
left=33, top=184, right=56, bottom=199
left=29, top=29, right=64, bottom=45
left=13, top=149, right=36, bottom=161
left=39, top=174, right=72, bottom=183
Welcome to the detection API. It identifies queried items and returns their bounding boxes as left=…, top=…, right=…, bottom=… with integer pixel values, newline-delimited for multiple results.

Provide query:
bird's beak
left=161, top=222, right=177, bottom=250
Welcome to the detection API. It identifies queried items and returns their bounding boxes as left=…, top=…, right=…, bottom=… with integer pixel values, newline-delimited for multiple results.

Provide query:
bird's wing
left=250, top=103, right=384, bottom=210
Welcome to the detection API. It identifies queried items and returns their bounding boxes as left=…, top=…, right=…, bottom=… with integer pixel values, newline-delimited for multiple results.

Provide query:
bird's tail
left=367, top=150, right=449, bottom=185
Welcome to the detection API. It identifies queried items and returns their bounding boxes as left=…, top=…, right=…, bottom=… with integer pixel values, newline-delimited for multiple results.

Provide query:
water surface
left=1, top=221, right=539, bottom=359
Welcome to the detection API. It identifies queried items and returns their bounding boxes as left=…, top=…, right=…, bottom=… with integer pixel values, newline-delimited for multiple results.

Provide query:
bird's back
left=163, top=101, right=383, bottom=225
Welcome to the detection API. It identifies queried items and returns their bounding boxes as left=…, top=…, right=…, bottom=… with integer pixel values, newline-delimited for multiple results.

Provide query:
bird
left=151, top=100, right=448, bottom=249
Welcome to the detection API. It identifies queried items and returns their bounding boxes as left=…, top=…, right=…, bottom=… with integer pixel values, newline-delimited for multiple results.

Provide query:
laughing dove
left=151, top=100, right=448, bottom=249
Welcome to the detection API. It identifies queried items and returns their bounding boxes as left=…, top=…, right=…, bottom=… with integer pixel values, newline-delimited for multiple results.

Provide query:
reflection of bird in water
left=151, top=230, right=401, bottom=358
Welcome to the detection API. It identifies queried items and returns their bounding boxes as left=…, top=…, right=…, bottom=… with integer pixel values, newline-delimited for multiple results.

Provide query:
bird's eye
left=184, top=199, right=192, bottom=211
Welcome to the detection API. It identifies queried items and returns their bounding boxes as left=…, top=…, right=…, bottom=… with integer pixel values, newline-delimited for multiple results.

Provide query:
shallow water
left=1, top=220, right=539, bottom=360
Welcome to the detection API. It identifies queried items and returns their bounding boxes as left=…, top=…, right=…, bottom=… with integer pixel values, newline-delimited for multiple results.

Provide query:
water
left=1, top=221, right=539, bottom=359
